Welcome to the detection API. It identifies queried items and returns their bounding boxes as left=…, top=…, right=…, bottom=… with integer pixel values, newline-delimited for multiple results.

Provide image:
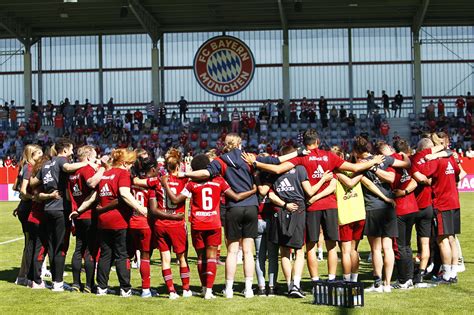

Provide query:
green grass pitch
left=1, top=195, right=474, bottom=314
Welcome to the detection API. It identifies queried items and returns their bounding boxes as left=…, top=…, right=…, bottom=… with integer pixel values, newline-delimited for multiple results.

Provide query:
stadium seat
left=360, top=114, right=368, bottom=121
left=408, top=113, right=416, bottom=121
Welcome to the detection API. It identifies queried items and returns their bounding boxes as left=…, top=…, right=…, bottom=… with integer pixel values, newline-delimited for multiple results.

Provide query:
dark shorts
left=306, top=208, right=339, bottom=242
left=339, top=220, right=365, bottom=242
left=225, top=206, right=258, bottom=241
left=269, top=207, right=306, bottom=249
left=192, top=228, right=222, bottom=250
left=153, top=224, right=187, bottom=254
left=436, top=208, right=460, bottom=236
left=364, top=207, right=398, bottom=238
left=220, top=204, right=226, bottom=228
left=415, top=205, right=433, bottom=238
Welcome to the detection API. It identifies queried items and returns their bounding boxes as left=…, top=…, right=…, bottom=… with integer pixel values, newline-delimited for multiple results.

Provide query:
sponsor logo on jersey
left=276, top=178, right=295, bottom=192
left=99, top=183, right=113, bottom=197
left=311, top=165, right=325, bottom=179
left=43, top=171, right=54, bottom=184
left=72, top=183, right=82, bottom=197
left=194, top=35, right=255, bottom=97
left=400, top=169, right=411, bottom=183
left=308, top=156, right=328, bottom=162
left=445, top=161, right=455, bottom=175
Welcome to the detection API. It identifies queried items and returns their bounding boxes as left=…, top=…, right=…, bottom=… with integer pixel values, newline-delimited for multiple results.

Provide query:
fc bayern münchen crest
left=193, top=35, right=255, bottom=97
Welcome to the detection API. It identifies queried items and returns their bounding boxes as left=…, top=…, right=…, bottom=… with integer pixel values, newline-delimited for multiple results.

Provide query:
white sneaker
left=182, top=290, right=193, bottom=298
left=131, top=261, right=139, bottom=269
left=223, top=289, right=234, bottom=299
left=30, top=281, right=46, bottom=289
left=41, top=269, right=52, bottom=278
left=244, top=289, right=254, bottom=298
left=96, top=287, right=108, bottom=296
left=169, top=292, right=180, bottom=300
left=392, top=279, right=414, bottom=290
left=141, top=289, right=152, bottom=298
left=365, top=284, right=383, bottom=293
left=382, top=285, right=392, bottom=293
left=204, top=291, right=216, bottom=299
left=51, top=281, right=64, bottom=292
left=120, top=288, right=132, bottom=297
left=426, top=262, right=434, bottom=274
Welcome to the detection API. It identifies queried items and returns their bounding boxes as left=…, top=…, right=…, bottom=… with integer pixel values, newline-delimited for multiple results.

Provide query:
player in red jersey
left=68, top=145, right=105, bottom=293
left=71, top=149, right=148, bottom=297
left=424, top=133, right=466, bottom=283
left=243, top=129, right=384, bottom=283
left=164, top=154, right=257, bottom=299
left=130, top=156, right=185, bottom=298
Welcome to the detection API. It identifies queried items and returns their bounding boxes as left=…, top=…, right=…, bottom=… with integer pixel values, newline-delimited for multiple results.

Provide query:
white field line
left=0, top=237, right=23, bottom=245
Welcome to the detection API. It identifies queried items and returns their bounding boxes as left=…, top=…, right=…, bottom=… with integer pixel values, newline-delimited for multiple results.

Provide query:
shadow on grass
left=0, top=267, right=19, bottom=284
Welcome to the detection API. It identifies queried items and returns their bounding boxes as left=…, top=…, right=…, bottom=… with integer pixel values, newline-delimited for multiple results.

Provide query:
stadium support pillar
left=160, top=37, right=165, bottom=104
left=413, top=31, right=423, bottom=114
left=37, top=38, right=43, bottom=106
left=282, top=30, right=290, bottom=115
left=151, top=42, right=160, bottom=108
left=348, top=28, right=354, bottom=112
left=98, top=35, right=104, bottom=106
left=23, top=42, right=32, bottom=120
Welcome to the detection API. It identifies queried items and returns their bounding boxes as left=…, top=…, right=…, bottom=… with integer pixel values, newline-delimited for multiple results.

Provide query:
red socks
left=180, top=266, right=190, bottom=290
left=197, top=258, right=207, bottom=288
left=162, top=268, right=175, bottom=293
left=206, top=258, right=217, bottom=289
left=140, top=259, right=150, bottom=289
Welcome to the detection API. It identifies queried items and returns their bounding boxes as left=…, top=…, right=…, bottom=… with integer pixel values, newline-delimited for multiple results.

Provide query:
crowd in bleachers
left=0, top=92, right=473, bottom=165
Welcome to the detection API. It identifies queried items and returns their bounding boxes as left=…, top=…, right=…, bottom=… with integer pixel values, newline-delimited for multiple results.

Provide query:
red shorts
left=153, top=225, right=187, bottom=254
left=339, top=220, right=365, bottom=242
left=129, top=227, right=152, bottom=252
left=191, top=228, right=222, bottom=250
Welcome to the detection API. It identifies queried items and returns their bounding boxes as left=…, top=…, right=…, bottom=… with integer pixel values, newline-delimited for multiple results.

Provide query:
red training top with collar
left=130, top=185, right=155, bottom=229
left=158, top=174, right=187, bottom=228
left=391, top=153, right=418, bottom=216
left=288, top=148, right=344, bottom=211
left=409, top=148, right=433, bottom=209
left=97, top=168, right=132, bottom=230
left=181, top=176, right=230, bottom=230
left=68, top=165, right=96, bottom=220
left=424, top=156, right=460, bottom=211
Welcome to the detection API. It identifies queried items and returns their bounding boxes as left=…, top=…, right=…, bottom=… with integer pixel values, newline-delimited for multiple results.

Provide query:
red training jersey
left=424, top=156, right=460, bottom=211
left=391, top=153, right=418, bottom=216
left=181, top=177, right=230, bottom=230
left=68, top=165, right=96, bottom=219
left=288, top=148, right=344, bottom=211
left=97, top=168, right=132, bottom=230
left=153, top=175, right=187, bottom=228
left=130, top=185, right=155, bottom=229
left=410, top=148, right=433, bottom=209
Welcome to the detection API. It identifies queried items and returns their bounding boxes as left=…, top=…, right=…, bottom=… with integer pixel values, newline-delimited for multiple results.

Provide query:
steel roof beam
left=413, top=0, right=430, bottom=33
left=128, top=0, right=161, bottom=44
left=0, top=14, right=32, bottom=45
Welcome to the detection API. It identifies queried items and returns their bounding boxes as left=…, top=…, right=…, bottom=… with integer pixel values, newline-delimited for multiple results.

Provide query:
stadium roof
left=1, top=0, right=473, bottom=39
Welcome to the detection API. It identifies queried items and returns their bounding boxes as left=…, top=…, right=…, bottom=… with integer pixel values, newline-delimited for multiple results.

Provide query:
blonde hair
left=111, top=148, right=137, bottom=167
left=206, top=149, right=218, bottom=161
left=330, top=145, right=344, bottom=159
left=223, top=133, right=242, bottom=153
left=134, top=148, right=148, bottom=159
left=77, top=145, right=96, bottom=161
left=165, top=148, right=182, bottom=172
left=19, top=144, right=42, bottom=170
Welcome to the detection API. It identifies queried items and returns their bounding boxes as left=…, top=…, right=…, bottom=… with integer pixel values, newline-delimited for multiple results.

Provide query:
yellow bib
left=336, top=179, right=366, bottom=225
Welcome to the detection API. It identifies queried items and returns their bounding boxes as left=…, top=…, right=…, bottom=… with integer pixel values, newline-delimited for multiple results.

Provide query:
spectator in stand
left=9, top=104, right=18, bottom=130
left=437, top=98, right=445, bottom=117
left=200, top=109, right=209, bottom=127
left=0, top=105, right=8, bottom=132
left=392, top=131, right=401, bottom=143
left=300, top=97, right=308, bottom=122
left=178, top=96, right=188, bottom=122
left=221, top=106, right=230, bottom=126
left=210, top=107, right=219, bottom=131
left=426, top=100, right=436, bottom=121
left=45, top=100, right=54, bottom=126
left=248, top=112, right=257, bottom=135
left=339, top=105, right=347, bottom=121
left=347, top=113, right=356, bottom=138
left=277, top=99, right=286, bottom=128
left=319, top=96, right=329, bottom=128
left=382, top=90, right=390, bottom=117
left=308, top=100, right=316, bottom=123
left=380, top=119, right=390, bottom=141
left=366, top=90, right=372, bottom=115
left=125, top=110, right=133, bottom=124
left=158, top=102, right=167, bottom=126
left=289, top=100, right=297, bottom=126
left=394, top=90, right=403, bottom=117
left=146, top=100, right=155, bottom=122
left=170, top=111, right=178, bottom=132
left=329, top=105, right=338, bottom=122
left=107, top=97, right=114, bottom=114
left=85, top=101, right=94, bottom=127
left=134, top=109, right=143, bottom=129
left=466, top=91, right=473, bottom=114
left=270, top=101, right=278, bottom=126
left=75, top=100, right=85, bottom=127
left=456, top=95, right=465, bottom=117
left=54, top=111, right=65, bottom=138
left=231, top=108, right=240, bottom=133
left=63, top=98, right=74, bottom=133
left=96, top=103, right=105, bottom=127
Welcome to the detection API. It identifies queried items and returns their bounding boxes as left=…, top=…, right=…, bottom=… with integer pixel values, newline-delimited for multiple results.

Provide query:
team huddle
left=12, top=128, right=465, bottom=300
